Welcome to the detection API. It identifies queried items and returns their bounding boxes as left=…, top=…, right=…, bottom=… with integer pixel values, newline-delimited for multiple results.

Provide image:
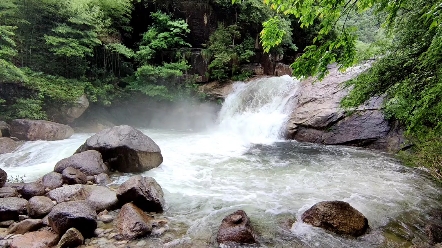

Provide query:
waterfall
left=216, top=75, right=299, bottom=144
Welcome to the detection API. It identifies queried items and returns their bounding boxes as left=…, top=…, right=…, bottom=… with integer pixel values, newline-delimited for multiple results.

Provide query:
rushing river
left=0, top=76, right=441, bottom=247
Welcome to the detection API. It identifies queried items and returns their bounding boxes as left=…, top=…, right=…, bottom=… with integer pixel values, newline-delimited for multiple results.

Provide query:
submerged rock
left=115, top=203, right=153, bottom=240
left=48, top=200, right=97, bottom=237
left=10, top=119, right=74, bottom=141
left=117, top=175, right=165, bottom=213
left=301, top=201, right=369, bottom=237
left=217, top=210, right=257, bottom=246
left=76, top=125, right=163, bottom=173
left=54, top=150, right=108, bottom=176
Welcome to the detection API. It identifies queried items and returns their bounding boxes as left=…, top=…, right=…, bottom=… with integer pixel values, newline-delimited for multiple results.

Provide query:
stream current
left=1, top=76, right=441, bottom=247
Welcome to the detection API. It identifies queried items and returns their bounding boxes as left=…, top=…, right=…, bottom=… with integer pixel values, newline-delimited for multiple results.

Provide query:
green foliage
left=13, top=98, right=47, bottom=120
left=206, top=24, right=255, bottom=80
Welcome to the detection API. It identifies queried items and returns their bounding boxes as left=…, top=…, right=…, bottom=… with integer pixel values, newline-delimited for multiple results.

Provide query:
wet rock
left=116, top=175, right=165, bottom=213
left=217, top=210, right=257, bottom=246
left=41, top=172, right=63, bottom=190
left=62, top=167, right=87, bottom=185
left=21, top=182, right=45, bottom=199
left=95, top=173, right=111, bottom=186
left=54, top=150, right=108, bottom=176
left=0, top=197, right=28, bottom=221
left=115, top=203, right=153, bottom=240
left=48, top=200, right=97, bottom=237
left=426, top=223, right=442, bottom=245
left=301, top=201, right=369, bottom=237
left=9, top=230, right=59, bottom=248
left=57, top=227, right=84, bottom=248
left=0, top=137, right=22, bottom=155
left=0, top=121, right=10, bottom=137
left=0, top=168, right=7, bottom=187
left=10, top=119, right=74, bottom=141
left=7, top=219, right=43, bottom=234
left=76, top=125, right=163, bottom=173
left=0, top=187, right=19, bottom=198
left=28, top=196, right=55, bottom=218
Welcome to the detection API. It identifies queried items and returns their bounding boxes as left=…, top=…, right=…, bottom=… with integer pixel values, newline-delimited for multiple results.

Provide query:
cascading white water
left=0, top=76, right=441, bottom=247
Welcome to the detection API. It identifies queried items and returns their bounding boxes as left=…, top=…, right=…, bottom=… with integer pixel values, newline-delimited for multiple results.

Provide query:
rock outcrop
left=10, top=119, right=74, bottom=141
left=48, top=200, right=97, bottom=237
left=76, top=125, right=163, bottom=173
left=216, top=210, right=257, bottom=246
left=115, top=203, right=153, bottom=240
left=301, top=201, right=369, bottom=237
left=48, top=94, right=90, bottom=124
left=0, top=137, right=22, bottom=154
left=285, top=65, right=405, bottom=152
left=116, top=175, right=165, bottom=213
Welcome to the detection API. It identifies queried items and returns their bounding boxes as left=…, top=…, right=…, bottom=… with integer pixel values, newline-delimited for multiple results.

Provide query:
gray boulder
left=54, top=150, right=108, bottom=176
left=20, top=182, right=45, bottom=199
left=94, top=173, right=111, bottom=186
left=301, top=201, right=369, bottom=237
left=115, top=203, right=153, bottom=240
left=48, top=184, right=86, bottom=203
left=0, top=138, right=21, bottom=154
left=62, top=167, right=87, bottom=185
left=76, top=125, right=163, bottom=173
left=28, top=196, right=55, bottom=218
left=117, top=175, right=165, bottom=213
left=0, top=187, right=18, bottom=198
left=49, top=94, right=90, bottom=124
left=217, top=210, right=257, bottom=246
left=0, top=168, right=6, bottom=187
left=41, top=172, right=63, bottom=190
left=0, top=197, right=28, bottom=221
left=48, top=200, right=97, bottom=237
left=10, top=119, right=74, bottom=141
left=57, top=227, right=84, bottom=248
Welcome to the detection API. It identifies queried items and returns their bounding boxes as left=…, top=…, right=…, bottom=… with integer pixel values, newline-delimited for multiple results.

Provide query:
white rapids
left=0, top=75, right=440, bottom=247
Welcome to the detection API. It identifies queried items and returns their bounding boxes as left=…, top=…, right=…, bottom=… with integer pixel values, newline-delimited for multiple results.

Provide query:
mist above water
left=0, top=75, right=440, bottom=247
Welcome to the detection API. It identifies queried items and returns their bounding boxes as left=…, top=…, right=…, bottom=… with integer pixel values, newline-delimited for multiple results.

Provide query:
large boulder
left=54, top=150, right=108, bottom=176
left=0, top=197, right=28, bottom=221
left=9, top=230, right=59, bottom=248
left=301, top=201, right=369, bottom=237
left=28, top=196, right=55, bottom=218
left=0, top=137, right=22, bottom=154
left=0, top=168, right=6, bottom=187
left=117, top=175, right=165, bottom=213
left=10, top=119, right=74, bottom=141
left=49, top=94, right=90, bottom=124
left=47, top=200, right=97, bottom=237
left=115, top=203, right=153, bottom=240
left=76, top=125, right=163, bottom=173
left=216, top=210, right=257, bottom=246
left=48, top=184, right=86, bottom=203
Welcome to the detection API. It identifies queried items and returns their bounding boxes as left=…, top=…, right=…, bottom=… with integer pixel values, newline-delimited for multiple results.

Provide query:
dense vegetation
left=246, top=0, right=442, bottom=180
left=1, top=0, right=441, bottom=179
